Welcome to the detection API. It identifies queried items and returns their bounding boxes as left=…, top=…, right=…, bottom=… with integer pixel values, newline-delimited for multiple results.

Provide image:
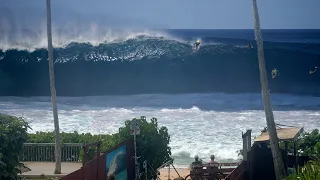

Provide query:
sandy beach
left=158, top=163, right=239, bottom=180
left=159, top=168, right=190, bottom=180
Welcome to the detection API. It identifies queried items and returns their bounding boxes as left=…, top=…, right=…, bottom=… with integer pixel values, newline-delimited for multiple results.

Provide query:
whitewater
left=1, top=27, right=320, bottom=166
left=1, top=93, right=320, bottom=166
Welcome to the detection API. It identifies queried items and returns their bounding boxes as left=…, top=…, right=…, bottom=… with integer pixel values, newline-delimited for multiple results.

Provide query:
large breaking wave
left=0, top=29, right=320, bottom=96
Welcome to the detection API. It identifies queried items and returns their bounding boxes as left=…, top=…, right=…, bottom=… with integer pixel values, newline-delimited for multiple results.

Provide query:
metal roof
left=254, top=127, right=304, bottom=143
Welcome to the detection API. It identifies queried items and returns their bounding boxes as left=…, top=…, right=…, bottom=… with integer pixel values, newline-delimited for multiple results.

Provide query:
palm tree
left=46, top=0, right=61, bottom=174
left=251, top=0, right=286, bottom=179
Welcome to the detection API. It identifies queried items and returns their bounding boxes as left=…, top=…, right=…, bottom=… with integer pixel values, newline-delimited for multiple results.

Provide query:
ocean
left=0, top=29, right=320, bottom=167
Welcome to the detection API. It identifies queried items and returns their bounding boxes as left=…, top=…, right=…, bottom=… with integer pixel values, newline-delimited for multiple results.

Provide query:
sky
left=1, top=0, right=320, bottom=29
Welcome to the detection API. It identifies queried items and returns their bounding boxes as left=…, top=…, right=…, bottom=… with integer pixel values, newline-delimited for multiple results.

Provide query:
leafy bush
left=297, top=129, right=320, bottom=156
left=117, top=116, right=172, bottom=179
left=279, top=129, right=320, bottom=156
left=26, top=116, right=171, bottom=178
left=0, top=113, right=30, bottom=180
left=284, top=157, right=320, bottom=180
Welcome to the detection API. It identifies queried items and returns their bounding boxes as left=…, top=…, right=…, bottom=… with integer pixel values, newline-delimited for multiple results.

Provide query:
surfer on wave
left=309, top=66, right=318, bottom=74
left=194, top=40, right=201, bottom=50
left=271, top=68, right=279, bottom=78
left=246, top=44, right=253, bottom=49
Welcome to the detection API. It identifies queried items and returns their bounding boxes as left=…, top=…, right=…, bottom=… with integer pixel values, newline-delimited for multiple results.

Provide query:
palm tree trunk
left=46, top=0, right=61, bottom=174
left=251, top=0, right=286, bottom=179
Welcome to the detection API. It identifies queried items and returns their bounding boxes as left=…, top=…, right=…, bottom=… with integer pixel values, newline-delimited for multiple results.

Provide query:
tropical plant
left=26, top=116, right=172, bottom=178
left=298, top=129, right=320, bottom=156
left=251, top=0, right=286, bottom=179
left=279, top=129, right=320, bottom=157
left=0, top=114, right=30, bottom=180
left=117, top=116, right=172, bottom=179
left=46, top=0, right=61, bottom=174
left=284, top=157, right=320, bottom=180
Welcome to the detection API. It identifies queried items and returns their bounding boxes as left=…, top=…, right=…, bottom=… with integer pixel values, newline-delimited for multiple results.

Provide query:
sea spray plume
left=251, top=0, right=286, bottom=179
left=0, top=17, right=176, bottom=52
left=0, top=5, right=177, bottom=52
left=0, top=7, right=17, bottom=49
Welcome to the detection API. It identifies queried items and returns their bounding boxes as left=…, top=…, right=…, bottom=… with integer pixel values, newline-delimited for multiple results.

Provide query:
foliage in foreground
left=117, top=116, right=172, bottom=179
left=27, top=116, right=171, bottom=179
left=284, top=157, right=320, bottom=180
left=237, top=129, right=320, bottom=158
left=279, top=129, right=320, bottom=156
left=0, top=113, right=30, bottom=180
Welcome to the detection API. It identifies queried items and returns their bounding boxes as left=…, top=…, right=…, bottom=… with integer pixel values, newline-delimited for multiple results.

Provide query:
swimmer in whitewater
left=246, top=44, right=253, bottom=49
left=271, top=68, right=279, bottom=78
left=309, top=66, right=318, bottom=74
left=194, top=40, right=201, bottom=50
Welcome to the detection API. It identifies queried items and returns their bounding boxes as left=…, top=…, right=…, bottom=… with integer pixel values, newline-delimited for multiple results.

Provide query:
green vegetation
left=280, top=129, right=320, bottom=156
left=296, top=129, right=320, bottom=156
left=0, top=113, right=30, bottom=180
left=237, top=129, right=320, bottom=158
left=27, top=116, right=171, bottom=178
left=236, top=128, right=320, bottom=179
left=281, top=129, right=320, bottom=179
left=117, top=116, right=172, bottom=179
left=284, top=157, right=320, bottom=180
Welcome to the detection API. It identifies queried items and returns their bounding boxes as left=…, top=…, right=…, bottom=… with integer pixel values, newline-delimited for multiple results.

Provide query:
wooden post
left=293, top=141, right=298, bottom=171
left=245, top=129, right=252, bottom=179
left=242, top=132, right=248, bottom=161
left=97, top=141, right=101, bottom=179
left=97, top=141, right=101, bottom=157
left=247, top=129, right=252, bottom=152
left=168, top=164, right=170, bottom=180
left=284, top=142, right=288, bottom=174
left=82, top=145, right=88, bottom=167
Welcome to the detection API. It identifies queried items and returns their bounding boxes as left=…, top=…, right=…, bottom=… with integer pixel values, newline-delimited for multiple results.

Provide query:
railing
left=21, top=143, right=83, bottom=162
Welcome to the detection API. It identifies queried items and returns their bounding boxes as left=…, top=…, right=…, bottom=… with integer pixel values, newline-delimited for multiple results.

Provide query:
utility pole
left=251, top=0, right=286, bottom=179
left=131, top=118, right=141, bottom=180
left=46, top=0, right=61, bottom=174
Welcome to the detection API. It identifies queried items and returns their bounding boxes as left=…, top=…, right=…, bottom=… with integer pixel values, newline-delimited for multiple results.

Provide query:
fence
left=20, top=143, right=83, bottom=162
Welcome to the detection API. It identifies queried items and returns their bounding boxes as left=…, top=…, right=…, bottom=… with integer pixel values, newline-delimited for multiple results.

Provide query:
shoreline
left=158, top=163, right=239, bottom=179
left=158, top=168, right=190, bottom=180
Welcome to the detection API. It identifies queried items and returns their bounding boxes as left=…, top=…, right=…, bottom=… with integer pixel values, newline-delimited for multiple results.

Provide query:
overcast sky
left=2, top=0, right=320, bottom=29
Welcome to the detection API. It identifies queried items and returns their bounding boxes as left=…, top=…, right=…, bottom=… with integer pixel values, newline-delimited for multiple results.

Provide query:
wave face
left=0, top=29, right=320, bottom=96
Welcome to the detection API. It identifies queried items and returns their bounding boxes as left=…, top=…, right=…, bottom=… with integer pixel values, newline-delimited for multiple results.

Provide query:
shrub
left=26, top=116, right=171, bottom=178
left=284, top=157, right=320, bottom=180
left=117, top=116, right=172, bottom=178
left=0, top=113, right=30, bottom=180
left=279, top=129, right=320, bottom=156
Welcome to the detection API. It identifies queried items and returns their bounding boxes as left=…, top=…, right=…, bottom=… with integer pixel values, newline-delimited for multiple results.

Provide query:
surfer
left=271, top=68, right=279, bottom=78
left=246, top=44, right=253, bottom=49
left=194, top=40, right=201, bottom=50
left=309, top=66, right=318, bottom=74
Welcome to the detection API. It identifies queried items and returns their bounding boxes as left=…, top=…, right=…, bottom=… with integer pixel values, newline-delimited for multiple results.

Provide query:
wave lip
left=0, top=29, right=320, bottom=96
